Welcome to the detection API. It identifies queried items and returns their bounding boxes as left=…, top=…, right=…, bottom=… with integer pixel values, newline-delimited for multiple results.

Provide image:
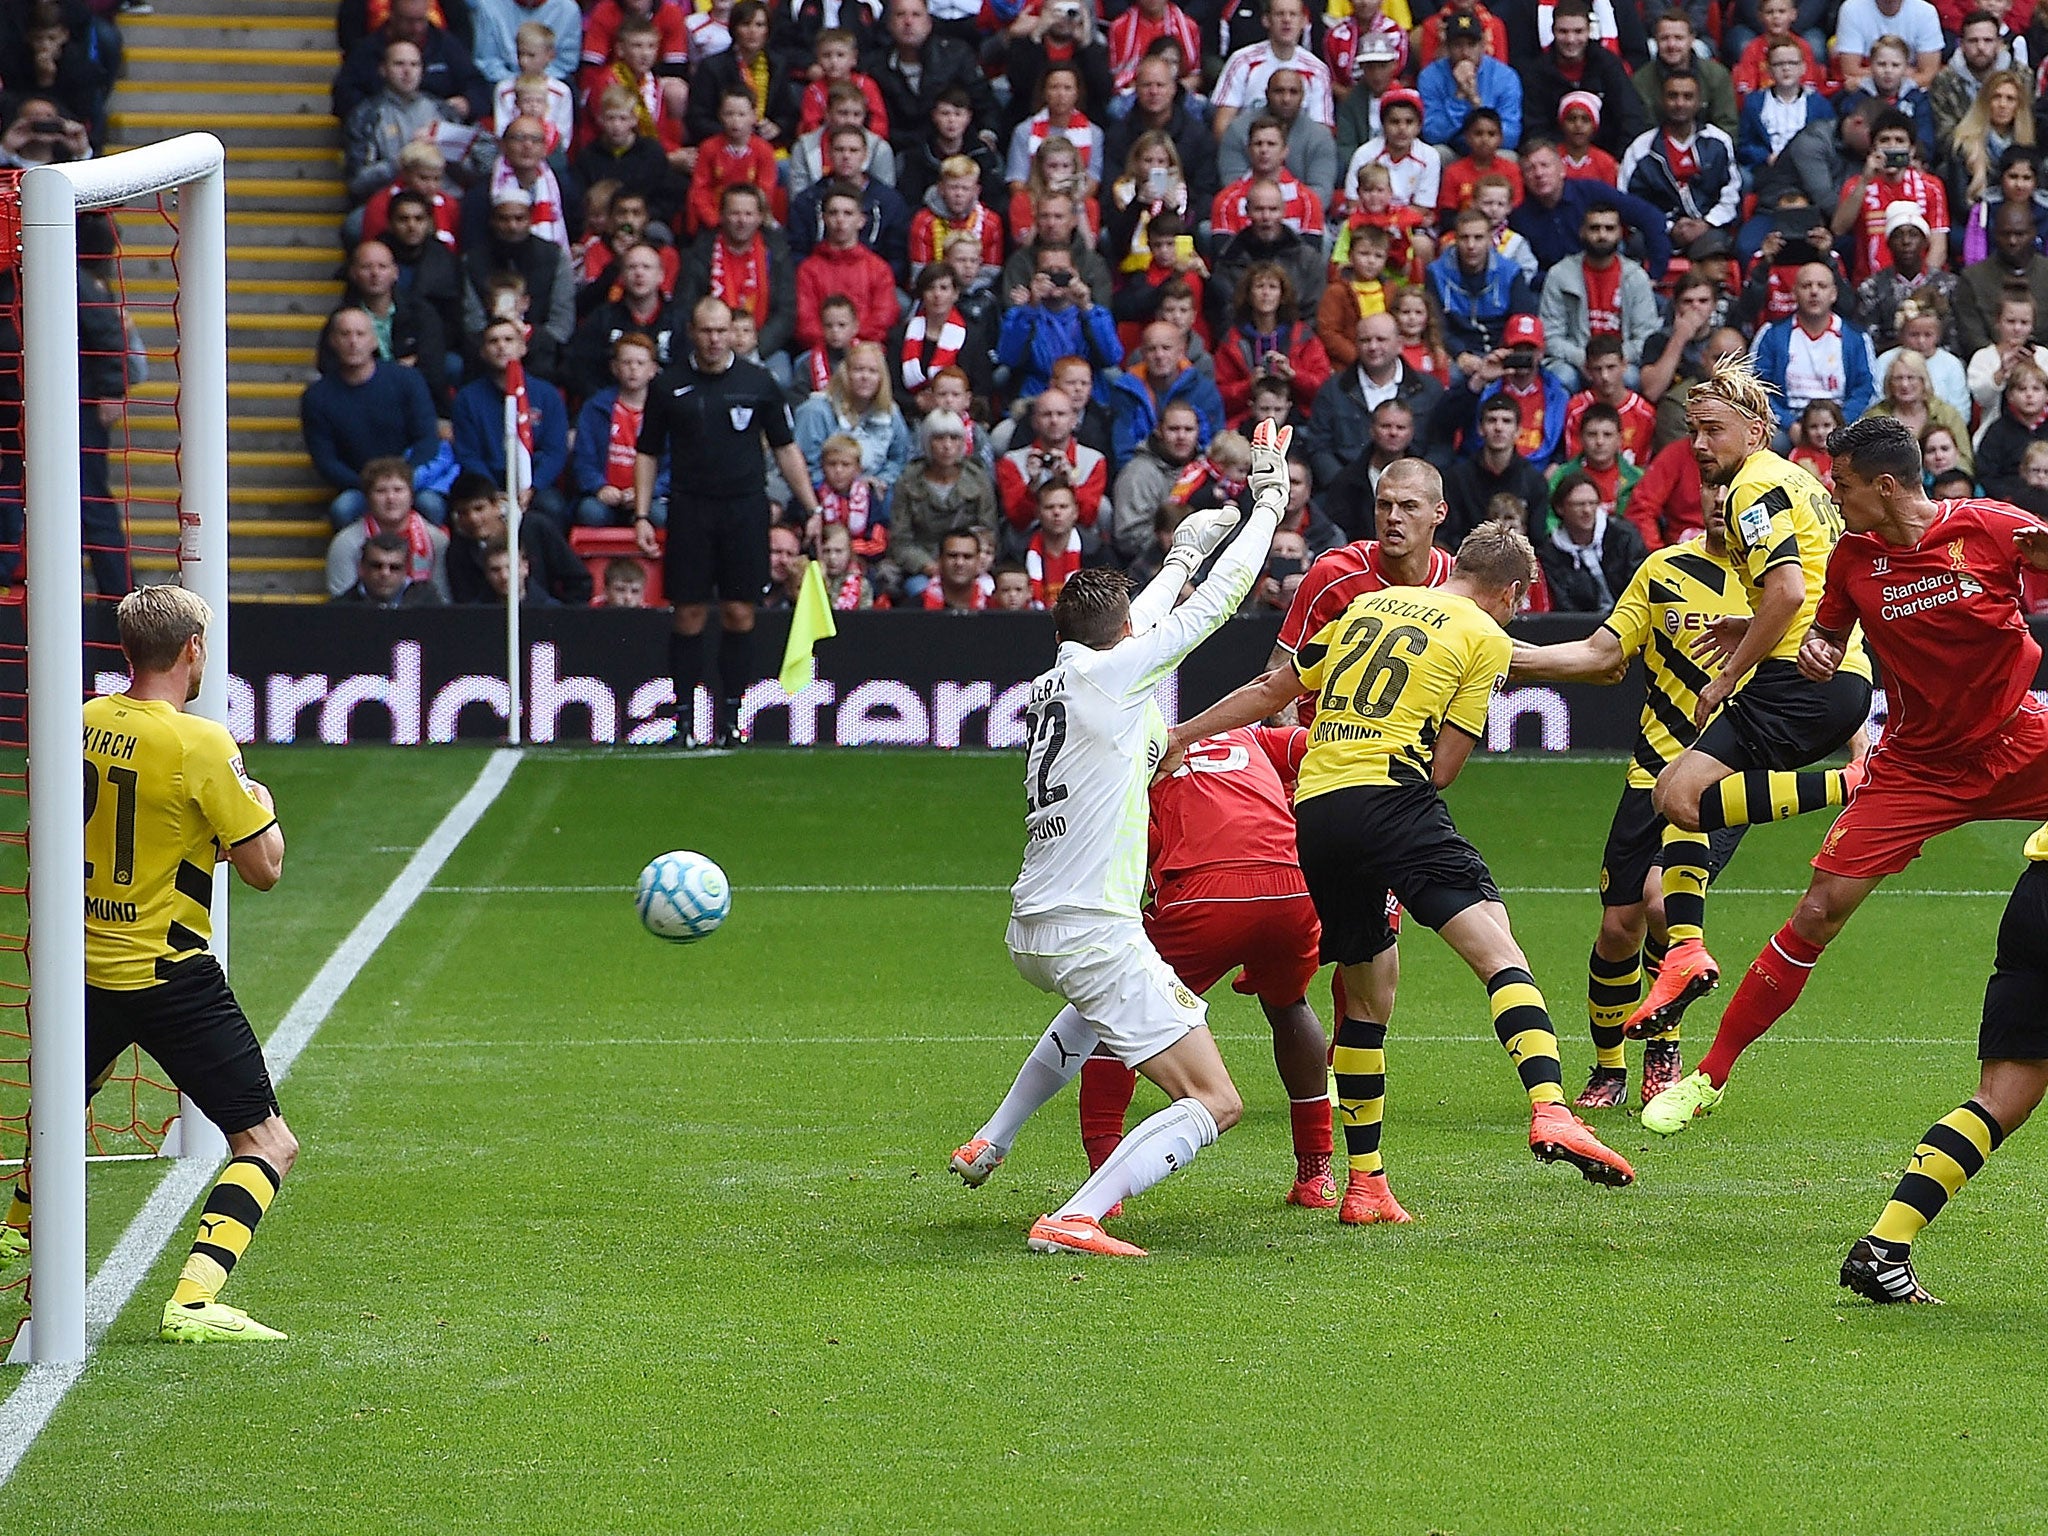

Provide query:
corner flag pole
left=502, top=394, right=522, bottom=747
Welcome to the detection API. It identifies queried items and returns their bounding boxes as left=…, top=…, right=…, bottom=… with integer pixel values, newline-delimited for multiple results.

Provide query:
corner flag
left=779, top=558, right=837, bottom=695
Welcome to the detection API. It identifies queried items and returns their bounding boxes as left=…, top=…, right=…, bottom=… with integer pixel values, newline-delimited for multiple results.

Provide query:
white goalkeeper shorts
left=1006, top=914, right=1207, bottom=1068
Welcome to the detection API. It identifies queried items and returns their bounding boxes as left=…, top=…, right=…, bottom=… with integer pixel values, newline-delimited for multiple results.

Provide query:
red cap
left=1379, top=86, right=1424, bottom=120
left=1503, top=314, right=1545, bottom=349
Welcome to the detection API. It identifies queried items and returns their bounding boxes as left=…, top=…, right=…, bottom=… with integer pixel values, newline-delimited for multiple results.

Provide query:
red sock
left=1289, top=1096, right=1333, bottom=1170
left=1697, top=923, right=1825, bottom=1087
left=1078, top=1056, right=1137, bottom=1170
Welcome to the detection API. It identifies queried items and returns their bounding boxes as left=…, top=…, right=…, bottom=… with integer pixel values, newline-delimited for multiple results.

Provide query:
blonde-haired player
left=3, top=586, right=297, bottom=1341
left=1638, top=353, right=1873, bottom=1130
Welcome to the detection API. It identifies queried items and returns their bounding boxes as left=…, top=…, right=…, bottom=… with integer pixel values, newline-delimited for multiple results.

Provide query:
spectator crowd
left=302, top=0, right=2048, bottom=618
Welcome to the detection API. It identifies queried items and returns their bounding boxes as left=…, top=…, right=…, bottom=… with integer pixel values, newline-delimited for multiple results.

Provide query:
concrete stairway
left=107, top=0, right=344, bottom=598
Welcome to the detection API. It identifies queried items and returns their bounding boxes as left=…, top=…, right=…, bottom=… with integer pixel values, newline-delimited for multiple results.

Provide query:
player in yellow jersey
left=1167, top=514, right=1635, bottom=1217
left=2, top=587, right=295, bottom=1342
left=1512, top=491, right=1753, bottom=1109
left=1841, top=824, right=2048, bottom=1305
left=1633, top=354, right=1874, bottom=1031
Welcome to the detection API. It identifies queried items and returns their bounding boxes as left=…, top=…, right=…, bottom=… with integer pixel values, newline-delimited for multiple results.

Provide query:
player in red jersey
left=1269, top=457, right=1453, bottom=1036
left=951, top=724, right=1338, bottom=1208
left=1646, top=414, right=2048, bottom=1136
left=1076, top=725, right=1337, bottom=1208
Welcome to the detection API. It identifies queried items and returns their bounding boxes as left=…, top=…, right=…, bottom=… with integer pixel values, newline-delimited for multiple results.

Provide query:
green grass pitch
left=5, top=745, right=2048, bottom=1534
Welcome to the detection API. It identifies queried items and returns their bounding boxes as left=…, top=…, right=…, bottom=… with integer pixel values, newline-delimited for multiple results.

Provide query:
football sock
left=1659, top=830, right=1710, bottom=945
left=1869, top=1099, right=2005, bottom=1257
left=1643, top=929, right=1670, bottom=979
left=718, top=626, right=754, bottom=716
left=169, top=1156, right=279, bottom=1310
left=1060, top=1097, right=1218, bottom=1223
left=1696, top=923, right=1824, bottom=1087
left=5, top=1178, right=27, bottom=1234
left=1588, top=946, right=1638, bottom=1071
left=1079, top=1054, right=1138, bottom=1171
left=1487, top=967, right=1566, bottom=1107
left=1289, top=1096, right=1334, bottom=1179
left=1331, top=1018, right=1386, bottom=1174
left=667, top=631, right=703, bottom=726
left=976, top=1005, right=1099, bottom=1154
left=1698, top=769, right=1846, bottom=832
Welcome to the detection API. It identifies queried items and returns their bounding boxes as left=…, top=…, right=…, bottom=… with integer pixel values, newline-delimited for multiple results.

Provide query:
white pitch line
left=0, top=747, right=524, bottom=1489
left=421, top=882, right=2019, bottom=899
left=316, top=1031, right=1973, bottom=1050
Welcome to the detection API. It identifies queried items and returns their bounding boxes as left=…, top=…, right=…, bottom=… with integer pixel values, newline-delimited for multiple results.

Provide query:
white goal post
left=18, top=133, right=227, bottom=1364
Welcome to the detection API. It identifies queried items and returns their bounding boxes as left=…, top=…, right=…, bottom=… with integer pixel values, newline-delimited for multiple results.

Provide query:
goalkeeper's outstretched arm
left=1111, top=421, right=1293, bottom=696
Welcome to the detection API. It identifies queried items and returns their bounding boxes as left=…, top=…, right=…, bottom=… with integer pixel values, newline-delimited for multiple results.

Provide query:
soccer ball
left=637, top=851, right=730, bottom=943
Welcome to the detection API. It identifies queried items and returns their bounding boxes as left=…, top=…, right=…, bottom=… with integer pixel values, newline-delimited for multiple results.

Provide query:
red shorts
left=1814, top=700, right=2048, bottom=880
left=1145, top=864, right=1322, bottom=1006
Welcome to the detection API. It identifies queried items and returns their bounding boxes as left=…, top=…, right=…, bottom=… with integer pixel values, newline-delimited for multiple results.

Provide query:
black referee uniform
left=636, top=351, right=796, bottom=739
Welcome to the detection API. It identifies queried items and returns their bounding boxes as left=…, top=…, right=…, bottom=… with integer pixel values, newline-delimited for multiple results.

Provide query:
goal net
left=0, top=135, right=228, bottom=1363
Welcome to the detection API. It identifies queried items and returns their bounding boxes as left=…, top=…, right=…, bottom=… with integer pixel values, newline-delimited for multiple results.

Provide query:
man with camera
left=997, top=243, right=1122, bottom=401
left=0, top=96, right=90, bottom=168
left=1830, top=107, right=1947, bottom=285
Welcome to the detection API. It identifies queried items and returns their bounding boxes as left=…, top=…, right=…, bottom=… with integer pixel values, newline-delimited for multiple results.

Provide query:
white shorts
left=1006, top=914, right=1207, bottom=1068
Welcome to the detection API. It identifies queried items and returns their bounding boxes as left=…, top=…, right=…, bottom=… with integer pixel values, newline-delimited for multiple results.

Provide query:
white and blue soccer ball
left=637, top=851, right=730, bottom=943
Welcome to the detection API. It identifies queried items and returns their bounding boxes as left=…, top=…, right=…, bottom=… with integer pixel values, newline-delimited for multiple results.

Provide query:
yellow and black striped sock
left=1588, top=947, right=1637, bottom=1070
left=1869, top=1100, right=2005, bottom=1255
left=1699, top=769, right=1847, bottom=832
left=1660, top=828, right=1711, bottom=945
left=6, top=1178, right=28, bottom=1234
left=169, top=1156, right=279, bottom=1309
left=1643, top=929, right=1670, bottom=980
left=1488, top=967, right=1565, bottom=1106
left=1331, top=1018, right=1387, bottom=1175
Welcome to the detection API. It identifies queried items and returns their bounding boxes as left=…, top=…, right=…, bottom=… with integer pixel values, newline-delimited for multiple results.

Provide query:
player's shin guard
left=1487, top=968, right=1566, bottom=1107
left=1643, top=929, right=1670, bottom=979
left=1332, top=1018, right=1387, bottom=1174
left=976, top=1006, right=1101, bottom=1154
left=169, top=1156, right=279, bottom=1310
left=1698, top=769, right=1847, bottom=832
left=1588, top=948, right=1638, bottom=1070
left=1696, top=923, right=1825, bottom=1087
left=1660, top=829, right=1710, bottom=946
left=1079, top=1055, right=1138, bottom=1170
left=1868, top=1100, right=2005, bottom=1257
left=1060, top=1097, right=1219, bottom=1222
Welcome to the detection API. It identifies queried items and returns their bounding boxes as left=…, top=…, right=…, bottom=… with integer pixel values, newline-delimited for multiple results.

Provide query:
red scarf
left=832, top=565, right=867, bottom=609
left=899, top=306, right=966, bottom=391
left=820, top=477, right=874, bottom=534
left=605, top=396, right=645, bottom=491
left=1027, top=528, right=1083, bottom=605
left=1025, top=109, right=1096, bottom=175
left=708, top=235, right=771, bottom=324
left=364, top=510, right=436, bottom=586
left=808, top=346, right=839, bottom=393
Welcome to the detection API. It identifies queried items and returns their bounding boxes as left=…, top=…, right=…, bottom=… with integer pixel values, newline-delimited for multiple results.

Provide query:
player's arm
left=1798, top=541, right=1860, bottom=682
left=1165, top=668, right=1309, bottom=770
left=198, top=739, right=284, bottom=891
left=1431, top=723, right=1480, bottom=788
left=1690, top=561, right=1804, bottom=727
left=1508, top=627, right=1629, bottom=683
left=227, top=782, right=285, bottom=892
left=2014, top=524, right=2048, bottom=571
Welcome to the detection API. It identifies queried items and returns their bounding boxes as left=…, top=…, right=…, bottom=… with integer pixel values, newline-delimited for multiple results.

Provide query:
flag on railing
left=779, top=558, right=837, bottom=695
left=504, top=356, right=535, bottom=493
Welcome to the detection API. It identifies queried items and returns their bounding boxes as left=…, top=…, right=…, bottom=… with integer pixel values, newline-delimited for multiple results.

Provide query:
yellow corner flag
left=779, top=557, right=838, bottom=695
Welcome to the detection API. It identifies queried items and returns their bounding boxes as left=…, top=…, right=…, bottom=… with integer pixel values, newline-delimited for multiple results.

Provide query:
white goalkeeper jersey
left=1009, top=500, right=1279, bottom=928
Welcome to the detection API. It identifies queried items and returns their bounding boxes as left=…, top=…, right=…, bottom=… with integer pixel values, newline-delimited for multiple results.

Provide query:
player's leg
left=1263, top=996, right=1335, bottom=1199
left=1582, top=789, right=1657, bottom=1108
left=710, top=494, right=767, bottom=747
left=952, top=1004, right=1100, bottom=1185
left=1626, top=824, right=1721, bottom=1038
left=1845, top=863, right=2048, bottom=1302
left=1432, top=901, right=1635, bottom=1186
left=663, top=503, right=717, bottom=747
left=1652, top=667, right=1870, bottom=835
left=1077, top=1050, right=1137, bottom=1173
left=1635, top=867, right=1686, bottom=1103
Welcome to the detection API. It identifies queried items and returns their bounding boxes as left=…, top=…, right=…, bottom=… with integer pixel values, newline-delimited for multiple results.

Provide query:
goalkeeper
left=954, top=420, right=1291, bottom=1260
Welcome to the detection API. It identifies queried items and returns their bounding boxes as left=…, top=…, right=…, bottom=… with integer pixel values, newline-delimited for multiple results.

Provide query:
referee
left=634, top=296, right=821, bottom=749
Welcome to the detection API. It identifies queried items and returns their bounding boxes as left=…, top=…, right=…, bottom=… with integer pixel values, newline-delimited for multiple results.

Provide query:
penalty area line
left=0, top=747, right=524, bottom=1490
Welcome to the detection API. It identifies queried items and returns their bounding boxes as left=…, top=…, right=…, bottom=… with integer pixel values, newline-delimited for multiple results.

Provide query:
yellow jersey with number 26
left=1291, top=586, right=1511, bottom=803
left=83, top=694, right=275, bottom=991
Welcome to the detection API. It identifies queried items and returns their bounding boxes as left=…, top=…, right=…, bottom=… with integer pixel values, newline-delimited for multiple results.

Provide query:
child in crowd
left=1318, top=228, right=1391, bottom=373
left=1850, top=35, right=1934, bottom=151
left=2022, top=440, right=2048, bottom=493
left=572, top=332, right=664, bottom=527
left=1244, top=375, right=1304, bottom=439
left=1960, top=149, right=2048, bottom=268
left=729, top=310, right=766, bottom=370
left=1548, top=403, right=1641, bottom=527
left=483, top=535, right=541, bottom=603
left=1436, top=107, right=1520, bottom=223
left=1731, top=0, right=1826, bottom=93
left=1392, top=285, right=1452, bottom=386
left=1012, top=135, right=1094, bottom=244
left=1485, top=492, right=1553, bottom=612
left=1345, top=86, right=1436, bottom=215
left=794, top=295, right=859, bottom=396
left=362, top=141, right=460, bottom=248
left=800, top=28, right=889, bottom=142
left=1556, top=92, right=1619, bottom=185
left=1112, top=218, right=1209, bottom=352
left=990, top=561, right=1035, bottom=610
left=1736, top=40, right=1832, bottom=174
left=496, top=24, right=577, bottom=144
left=909, top=156, right=1006, bottom=275
left=817, top=519, right=875, bottom=609
left=1149, top=275, right=1214, bottom=369
left=1335, top=163, right=1431, bottom=285
left=943, top=233, right=1004, bottom=358
left=1918, top=422, right=1969, bottom=487
left=594, top=17, right=691, bottom=166
left=1473, top=174, right=1535, bottom=282
left=686, top=0, right=737, bottom=61
left=686, top=87, right=784, bottom=234
left=1885, top=298, right=1970, bottom=418
left=1789, top=398, right=1847, bottom=487
left=816, top=433, right=891, bottom=560
left=601, top=557, right=648, bottom=608
left=1565, top=336, right=1656, bottom=464
left=1970, top=291, right=2048, bottom=419
left=1169, top=429, right=1251, bottom=515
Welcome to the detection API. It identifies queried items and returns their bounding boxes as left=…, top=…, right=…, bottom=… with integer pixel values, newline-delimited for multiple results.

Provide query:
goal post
left=18, top=133, right=227, bottom=1365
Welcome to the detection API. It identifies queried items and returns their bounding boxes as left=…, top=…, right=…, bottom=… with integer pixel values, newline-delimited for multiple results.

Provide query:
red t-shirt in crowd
left=1844, top=169, right=1948, bottom=281
left=1580, top=258, right=1623, bottom=338
left=1564, top=388, right=1656, bottom=465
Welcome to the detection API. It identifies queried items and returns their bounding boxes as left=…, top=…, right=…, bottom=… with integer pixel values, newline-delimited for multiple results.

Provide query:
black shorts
left=85, top=955, right=278, bottom=1135
left=665, top=491, right=771, bottom=606
left=1980, top=861, right=2048, bottom=1060
left=1693, top=658, right=1872, bottom=773
left=1601, top=786, right=1748, bottom=907
left=1295, top=782, right=1501, bottom=966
